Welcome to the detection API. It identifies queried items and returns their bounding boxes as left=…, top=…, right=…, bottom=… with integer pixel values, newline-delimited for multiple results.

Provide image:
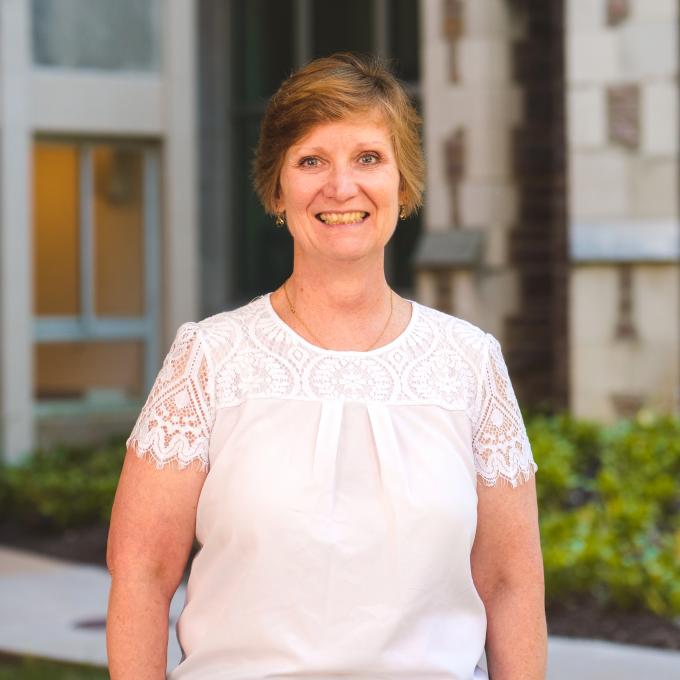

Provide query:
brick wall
left=506, top=0, right=569, bottom=410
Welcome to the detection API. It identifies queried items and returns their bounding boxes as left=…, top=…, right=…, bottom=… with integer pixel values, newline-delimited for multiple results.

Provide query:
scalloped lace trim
left=128, top=438, right=209, bottom=473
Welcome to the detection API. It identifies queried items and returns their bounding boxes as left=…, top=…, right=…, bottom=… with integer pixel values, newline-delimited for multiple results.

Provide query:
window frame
left=30, top=0, right=162, bottom=74
left=33, top=138, right=161, bottom=412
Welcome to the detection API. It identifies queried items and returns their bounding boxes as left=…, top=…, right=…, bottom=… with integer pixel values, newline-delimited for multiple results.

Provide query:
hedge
left=0, top=438, right=125, bottom=530
left=530, top=411, right=680, bottom=617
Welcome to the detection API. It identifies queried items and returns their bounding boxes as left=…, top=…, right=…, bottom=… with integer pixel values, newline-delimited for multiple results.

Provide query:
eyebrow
left=292, top=141, right=389, bottom=155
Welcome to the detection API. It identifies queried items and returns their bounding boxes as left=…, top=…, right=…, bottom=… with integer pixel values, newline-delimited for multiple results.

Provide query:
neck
left=284, top=253, right=392, bottom=317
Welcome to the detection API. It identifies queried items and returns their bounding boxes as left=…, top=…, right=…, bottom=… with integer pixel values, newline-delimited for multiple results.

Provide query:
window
left=33, top=141, right=160, bottom=409
left=31, top=0, right=161, bottom=72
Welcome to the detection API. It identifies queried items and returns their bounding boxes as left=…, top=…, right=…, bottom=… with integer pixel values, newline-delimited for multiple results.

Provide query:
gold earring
left=275, top=212, right=285, bottom=227
left=399, top=205, right=407, bottom=220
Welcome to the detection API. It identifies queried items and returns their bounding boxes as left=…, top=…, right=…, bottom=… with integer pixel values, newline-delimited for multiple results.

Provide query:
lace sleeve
left=126, top=322, right=215, bottom=471
left=471, top=333, right=537, bottom=487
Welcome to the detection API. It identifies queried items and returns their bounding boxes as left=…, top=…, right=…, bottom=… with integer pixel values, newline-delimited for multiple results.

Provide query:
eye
left=358, top=152, right=380, bottom=165
left=298, top=156, right=320, bottom=168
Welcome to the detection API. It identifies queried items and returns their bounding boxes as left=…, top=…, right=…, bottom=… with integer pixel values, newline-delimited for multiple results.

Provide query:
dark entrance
left=199, top=0, right=422, bottom=312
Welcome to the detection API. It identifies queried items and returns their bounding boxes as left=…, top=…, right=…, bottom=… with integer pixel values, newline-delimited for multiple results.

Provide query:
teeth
left=318, top=211, right=368, bottom=225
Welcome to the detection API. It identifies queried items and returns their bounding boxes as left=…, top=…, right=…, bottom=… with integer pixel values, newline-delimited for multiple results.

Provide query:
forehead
left=290, top=112, right=393, bottom=151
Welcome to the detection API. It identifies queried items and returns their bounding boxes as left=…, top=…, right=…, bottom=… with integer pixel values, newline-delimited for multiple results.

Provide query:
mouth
left=315, top=211, right=369, bottom=225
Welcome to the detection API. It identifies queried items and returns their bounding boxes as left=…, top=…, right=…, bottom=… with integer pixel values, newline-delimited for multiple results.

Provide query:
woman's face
left=275, top=112, right=402, bottom=265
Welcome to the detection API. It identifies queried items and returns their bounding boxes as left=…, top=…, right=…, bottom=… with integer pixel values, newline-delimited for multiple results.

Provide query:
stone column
left=0, top=0, right=33, bottom=462
left=418, top=0, right=524, bottom=338
left=163, top=0, right=200, bottom=340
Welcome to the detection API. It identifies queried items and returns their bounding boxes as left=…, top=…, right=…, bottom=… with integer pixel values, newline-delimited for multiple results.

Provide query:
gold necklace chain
left=282, top=279, right=394, bottom=351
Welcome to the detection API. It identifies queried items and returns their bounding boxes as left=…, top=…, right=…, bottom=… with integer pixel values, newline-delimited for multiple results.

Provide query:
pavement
left=0, top=546, right=184, bottom=673
left=0, top=545, right=679, bottom=679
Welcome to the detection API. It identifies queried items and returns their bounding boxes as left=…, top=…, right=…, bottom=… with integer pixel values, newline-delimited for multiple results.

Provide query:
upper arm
left=107, top=322, right=216, bottom=598
left=107, top=446, right=207, bottom=599
left=471, top=476, right=543, bottom=599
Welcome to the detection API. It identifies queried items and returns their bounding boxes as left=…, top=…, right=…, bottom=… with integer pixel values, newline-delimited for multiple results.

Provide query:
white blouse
left=127, top=292, right=537, bottom=680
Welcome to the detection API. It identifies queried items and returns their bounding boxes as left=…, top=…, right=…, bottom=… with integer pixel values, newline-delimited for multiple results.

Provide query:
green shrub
left=598, top=415, right=680, bottom=522
left=527, top=415, right=589, bottom=511
left=0, top=438, right=125, bottom=530
left=535, top=410, right=680, bottom=618
left=531, top=413, right=602, bottom=496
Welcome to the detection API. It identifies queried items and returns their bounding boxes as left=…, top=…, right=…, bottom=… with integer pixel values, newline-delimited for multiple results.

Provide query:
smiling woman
left=107, top=53, right=546, bottom=680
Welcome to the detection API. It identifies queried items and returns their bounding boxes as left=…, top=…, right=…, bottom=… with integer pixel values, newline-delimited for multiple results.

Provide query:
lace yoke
left=127, top=293, right=537, bottom=487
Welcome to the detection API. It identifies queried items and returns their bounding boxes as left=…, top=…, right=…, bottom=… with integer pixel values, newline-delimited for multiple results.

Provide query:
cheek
left=377, top=175, right=401, bottom=209
left=280, top=176, right=318, bottom=211
left=380, top=166, right=401, bottom=193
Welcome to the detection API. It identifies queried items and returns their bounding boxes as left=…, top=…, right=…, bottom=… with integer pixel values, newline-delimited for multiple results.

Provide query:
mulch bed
left=547, top=600, right=680, bottom=651
left=2, top=523, right=679, bottom=652
left=0, top=523, right=110, bottom=568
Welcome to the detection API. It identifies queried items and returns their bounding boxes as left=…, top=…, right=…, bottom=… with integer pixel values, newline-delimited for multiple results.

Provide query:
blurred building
left=417, top=0, right=679, bottom=422
left=0, top=0, right=677, bottom=462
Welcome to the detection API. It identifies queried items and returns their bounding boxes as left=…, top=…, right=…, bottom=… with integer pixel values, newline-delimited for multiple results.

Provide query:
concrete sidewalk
left=0, top=546, right=184, bottom=673
left=1, top=545, right=679, bottom=678
left=547, top=637, right=680, bottom=679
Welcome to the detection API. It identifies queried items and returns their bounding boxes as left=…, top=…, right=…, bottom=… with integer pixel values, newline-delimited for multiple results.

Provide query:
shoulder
left=414, top=301, right=492, bottom=367
left=188, top=294, right=267, bottom=353
left=414, top=300, right=488, bottom=342
left=196, top=294, right=264, bottom=328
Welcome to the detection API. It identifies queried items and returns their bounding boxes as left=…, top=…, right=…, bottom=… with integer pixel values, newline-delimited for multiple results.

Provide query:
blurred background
left=2, top=0, right=678, bottom=459
left=1, top=0, right=678, bottom=456
left=0, top=0, right=679, bottom=677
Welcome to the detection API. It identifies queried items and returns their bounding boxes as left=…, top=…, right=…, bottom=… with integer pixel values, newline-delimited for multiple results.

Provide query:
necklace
left=282, top=279, right=394, bottom=351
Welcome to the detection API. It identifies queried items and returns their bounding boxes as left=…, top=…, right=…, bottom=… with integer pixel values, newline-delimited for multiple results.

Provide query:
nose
left=322, top=163, right=358, bottom=201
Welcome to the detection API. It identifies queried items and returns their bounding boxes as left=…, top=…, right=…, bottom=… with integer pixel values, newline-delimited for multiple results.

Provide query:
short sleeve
left=126, top=322, right=216, bottom=471
left=471, top=333, right=537, bottom=487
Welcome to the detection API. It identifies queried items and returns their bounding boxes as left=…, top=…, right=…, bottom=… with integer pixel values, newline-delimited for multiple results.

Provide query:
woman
left=107, top=53, right=546, bottom=679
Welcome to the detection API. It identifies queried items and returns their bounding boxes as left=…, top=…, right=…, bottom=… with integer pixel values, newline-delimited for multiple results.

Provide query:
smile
left=316, top=211, right=369, bottom=225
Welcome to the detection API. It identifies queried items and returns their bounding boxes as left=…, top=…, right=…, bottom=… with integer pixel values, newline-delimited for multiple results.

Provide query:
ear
left=398, top=176, right=407, bottom=203
left=273, top=182, right=284, bottom=214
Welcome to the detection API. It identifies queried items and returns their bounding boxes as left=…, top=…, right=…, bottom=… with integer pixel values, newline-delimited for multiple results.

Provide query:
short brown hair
left=252, top=52, right=424, bottom=217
